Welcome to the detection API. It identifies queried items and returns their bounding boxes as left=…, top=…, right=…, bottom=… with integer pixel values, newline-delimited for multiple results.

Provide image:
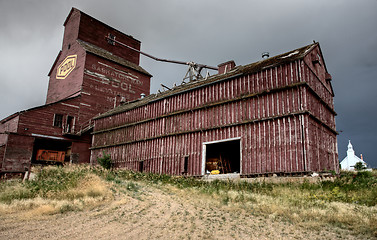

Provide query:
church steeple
left=347, top=140, right=354, bottom=156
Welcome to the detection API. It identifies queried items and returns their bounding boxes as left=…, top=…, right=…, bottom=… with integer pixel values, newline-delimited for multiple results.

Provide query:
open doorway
left=203, top=138, right=241, bottom=175
left=32, top=138, right=72, bottom=165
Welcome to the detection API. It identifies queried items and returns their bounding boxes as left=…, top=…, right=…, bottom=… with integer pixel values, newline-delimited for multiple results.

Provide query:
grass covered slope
left=0, top=166, right=113, bottom=215
left=0, top=165, right=376, bottom=239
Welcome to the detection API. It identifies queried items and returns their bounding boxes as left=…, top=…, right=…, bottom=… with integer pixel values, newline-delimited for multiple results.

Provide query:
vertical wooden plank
left=267, top=120, right=272, bottom=173
left=250, top=123, right=255, bottom=173
left=256, top=121, right=260, bottom=173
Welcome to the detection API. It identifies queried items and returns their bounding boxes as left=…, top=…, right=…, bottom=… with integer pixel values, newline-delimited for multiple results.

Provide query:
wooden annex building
left=0, top=8, right=151, bottom=176
left=91, top=42, right=338, bottom=177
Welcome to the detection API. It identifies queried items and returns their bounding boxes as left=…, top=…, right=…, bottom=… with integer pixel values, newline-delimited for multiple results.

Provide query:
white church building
left=340, top=140, right=368, bottom=171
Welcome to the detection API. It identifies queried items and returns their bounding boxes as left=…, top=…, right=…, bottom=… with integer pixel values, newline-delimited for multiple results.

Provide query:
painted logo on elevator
left=56, top=55, right=77, bottom=79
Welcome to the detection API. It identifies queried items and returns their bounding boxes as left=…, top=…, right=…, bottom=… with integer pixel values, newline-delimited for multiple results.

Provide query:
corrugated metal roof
left=77, top=40, right=152, bottom=77
left=94, top=43, right=317, bottom=120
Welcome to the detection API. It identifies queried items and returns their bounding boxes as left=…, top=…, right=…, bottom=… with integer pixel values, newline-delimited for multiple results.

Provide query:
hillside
left=1, top=166, right=376, bottom=239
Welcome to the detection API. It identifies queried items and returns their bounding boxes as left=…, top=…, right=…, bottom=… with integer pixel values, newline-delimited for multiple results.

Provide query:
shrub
left=354, top=161, right=367, bottom=171
left=97, top=152, right=113, bottom=170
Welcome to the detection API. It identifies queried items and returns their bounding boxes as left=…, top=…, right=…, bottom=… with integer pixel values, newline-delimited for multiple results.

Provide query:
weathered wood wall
left=0, top=8, right=152, bottom=173
left=91, top=45, right=338, bottom=176
left=1, top=133, right=34, bottom=171
left=46, top=8, right=145, bottom=105
left=0, top=115, right=19, bottom=135
left=16, top=97, right=82, bottom=137
left=0, top=144, right=6, bottom=169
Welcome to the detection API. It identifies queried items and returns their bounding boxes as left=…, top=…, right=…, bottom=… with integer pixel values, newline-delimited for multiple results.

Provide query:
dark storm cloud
left=1, top=0, right=376, bottom=167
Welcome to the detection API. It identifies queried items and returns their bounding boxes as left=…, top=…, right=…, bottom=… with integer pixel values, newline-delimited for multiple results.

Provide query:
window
left=317, top=54, right=322, bottom=65
left=182, top=156, right=189, bottom=174
left=66, top=116, right=75, bottom=133
left=53, top=114, right=63, bottom=128
left=107, top=33, right=116, bottom=45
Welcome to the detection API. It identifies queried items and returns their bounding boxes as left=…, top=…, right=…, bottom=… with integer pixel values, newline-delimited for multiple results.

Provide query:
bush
left=354, top=161, right=367, bottom=171
left=97, top=152, right=113, bottom=170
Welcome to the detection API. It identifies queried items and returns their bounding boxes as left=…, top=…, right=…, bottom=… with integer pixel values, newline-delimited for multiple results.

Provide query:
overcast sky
left=1, top=0, right=377, bottom=168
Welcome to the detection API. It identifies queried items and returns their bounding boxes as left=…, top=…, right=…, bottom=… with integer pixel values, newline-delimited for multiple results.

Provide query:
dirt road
left=0, top=183, right=364, bottom=240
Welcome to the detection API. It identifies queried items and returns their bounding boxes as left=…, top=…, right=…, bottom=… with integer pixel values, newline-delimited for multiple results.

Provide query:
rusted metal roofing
left=95, top=43, right=317, bottom=119
left=77, top=40, right=152, bottom=77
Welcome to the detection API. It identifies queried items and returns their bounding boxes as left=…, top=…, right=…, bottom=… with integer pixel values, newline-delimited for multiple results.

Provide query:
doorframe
left=201, top=137, right=242, bottom=175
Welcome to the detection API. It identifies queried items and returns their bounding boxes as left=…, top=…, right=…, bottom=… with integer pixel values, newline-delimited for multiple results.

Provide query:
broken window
left=53, top=114, right=63, bottom=128
left=66, top=116, right=75, bottom=133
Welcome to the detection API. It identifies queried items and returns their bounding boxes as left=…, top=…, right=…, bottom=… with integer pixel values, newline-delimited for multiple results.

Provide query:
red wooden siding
left=0, top=115, right=19, bottom=134
left=92, top=87, right=305, bottom=147
left=47, top=8, right=145, bottom=105
left=306, top=116, right=338, bottom=172
left=77, top=11, right=141, bottom=65
left=0, top=144, right=6, bottom=169
left=46, top=44, right=86, bottom=105
left=0, top=8, right=152, bottom=173
left=1, top=134, right=34, bottom=171
left=92, top=115, right=321, bottom=175
left=91, top=47, right=338, bottom=176
left=94, top=61, right=308, bottom=132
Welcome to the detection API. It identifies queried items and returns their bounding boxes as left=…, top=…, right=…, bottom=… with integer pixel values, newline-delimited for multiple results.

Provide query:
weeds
left=1, top=166, right=376, bottom=237
left=109, top=168, right=377, bottom=236
left=0, top=165, right=111, bottom=215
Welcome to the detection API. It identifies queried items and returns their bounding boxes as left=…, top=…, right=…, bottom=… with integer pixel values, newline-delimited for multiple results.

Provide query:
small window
left=66, top=116, right=75, bottom=133
left=53, top=114, right=63, bottom=128
left=107, top=33, right=116, bottom=45
left=183, top=156, right=189, bottom=174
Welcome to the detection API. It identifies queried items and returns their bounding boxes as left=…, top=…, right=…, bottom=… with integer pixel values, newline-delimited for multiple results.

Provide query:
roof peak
left=348, top=140, right=353, bottom=149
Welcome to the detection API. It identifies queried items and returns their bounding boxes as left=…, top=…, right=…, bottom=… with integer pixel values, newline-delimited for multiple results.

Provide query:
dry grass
left=0, top=169, right=112, bottom=217
left=196, top=182, right=377, bottom=236
left=1, top=166, right=376, bottom=238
